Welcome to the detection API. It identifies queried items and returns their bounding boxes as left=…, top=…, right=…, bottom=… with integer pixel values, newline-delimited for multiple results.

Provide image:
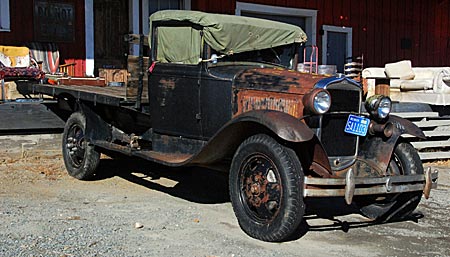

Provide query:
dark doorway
left=94, top=0, right=129, bottom=74
left=326, top=31, right=347, bottom=73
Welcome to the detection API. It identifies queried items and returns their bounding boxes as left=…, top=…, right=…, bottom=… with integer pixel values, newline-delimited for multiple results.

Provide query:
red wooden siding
left=0, top=0, right=86, bottom=76
left=192, top=0, right=450, bottom=68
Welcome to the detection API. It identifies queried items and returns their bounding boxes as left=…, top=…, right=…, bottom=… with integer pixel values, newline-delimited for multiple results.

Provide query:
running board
left=92, top=140, right=193, bottom=167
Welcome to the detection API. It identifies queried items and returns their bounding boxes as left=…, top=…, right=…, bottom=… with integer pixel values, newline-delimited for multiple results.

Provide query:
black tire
left=229, top=134, right=305, bottom=242
left=356, top=142, right=423, bottom=222
left=62, top=112, right=100, bottom=180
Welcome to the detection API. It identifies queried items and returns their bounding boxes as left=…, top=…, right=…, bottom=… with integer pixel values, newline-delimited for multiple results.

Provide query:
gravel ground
left=0, top=134, right=449, bottom=257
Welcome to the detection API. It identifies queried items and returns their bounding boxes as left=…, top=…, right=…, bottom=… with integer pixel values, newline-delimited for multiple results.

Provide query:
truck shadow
left=287, top=198, right=424, bottom=241
left=94, top=158, right=230, bottom=204
left=94, top=158, right=424, bottom=240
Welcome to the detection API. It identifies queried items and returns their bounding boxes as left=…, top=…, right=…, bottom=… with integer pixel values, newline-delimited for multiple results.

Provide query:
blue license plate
left=344, top=114, right=370, bottom=136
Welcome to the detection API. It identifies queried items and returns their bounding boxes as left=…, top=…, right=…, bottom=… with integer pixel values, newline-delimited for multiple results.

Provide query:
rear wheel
left=229, top=134, right=305, bottom=242
left=356, top=142, right=423, bottom=222
left=62, top=112, right=100, bottom=180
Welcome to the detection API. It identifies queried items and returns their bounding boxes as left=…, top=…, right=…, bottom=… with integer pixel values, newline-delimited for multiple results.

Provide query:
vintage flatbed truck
left=17, top=10, right=438, bottom=242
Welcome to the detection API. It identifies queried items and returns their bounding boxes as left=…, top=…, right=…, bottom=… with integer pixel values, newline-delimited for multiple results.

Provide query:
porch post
left=130, top=0, right=140, bottom=56
left=85, top=0, right=94, bottom=76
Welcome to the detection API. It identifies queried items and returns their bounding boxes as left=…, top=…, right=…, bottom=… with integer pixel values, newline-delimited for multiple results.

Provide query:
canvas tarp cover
left=150, top=10, right=307, bottom=64
left=156, top=26, right=202, bottom=64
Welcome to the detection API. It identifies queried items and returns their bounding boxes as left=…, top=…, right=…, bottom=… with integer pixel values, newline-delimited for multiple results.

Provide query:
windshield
left=209, top=43, right=299, bottom=70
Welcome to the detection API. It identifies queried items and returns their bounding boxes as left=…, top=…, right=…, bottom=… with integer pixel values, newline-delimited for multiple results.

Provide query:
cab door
left=149, top=25, right=203, bottom=140
left=149, top=63, right=202, bottom=139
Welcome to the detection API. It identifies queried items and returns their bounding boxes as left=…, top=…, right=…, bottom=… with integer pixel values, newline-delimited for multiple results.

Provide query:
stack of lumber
left=393, top=111, right=450, bottom=161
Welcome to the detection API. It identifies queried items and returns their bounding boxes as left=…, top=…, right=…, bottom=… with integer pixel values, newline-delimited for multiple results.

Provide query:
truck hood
left=232, top=67, right=327, bottom=94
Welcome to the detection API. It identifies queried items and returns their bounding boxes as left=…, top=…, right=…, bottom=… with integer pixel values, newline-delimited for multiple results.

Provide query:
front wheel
left=356, top=142, right=424, bottom=222
left=229, top=134, right=305, bottom=242
left=62, top=112, right=100, bottom=180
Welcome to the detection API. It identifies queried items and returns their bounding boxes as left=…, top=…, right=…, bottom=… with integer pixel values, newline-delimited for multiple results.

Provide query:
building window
left=142, top=0, right=191, bottom=36
left=149, top=0, right=181, bottom=14
left=0, top=0, right=10, bottom=31
left=235, top=2, right=317, bottom=69
left=235, top=2, right=317, bottom=47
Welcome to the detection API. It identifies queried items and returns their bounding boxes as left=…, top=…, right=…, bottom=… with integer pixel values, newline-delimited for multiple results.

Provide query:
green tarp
left=156, top=26, right=202, bottom=64
left=150, top=10, right=307, bottom=64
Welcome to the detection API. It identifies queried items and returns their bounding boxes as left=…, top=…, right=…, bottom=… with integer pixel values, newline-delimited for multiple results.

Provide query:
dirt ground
left=0, top=134, right=449, bottom=257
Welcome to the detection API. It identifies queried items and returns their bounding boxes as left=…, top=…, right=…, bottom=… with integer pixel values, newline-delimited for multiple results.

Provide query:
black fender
left=78, top=102, right=112, bottom=142
left=230, top=110, right=316, bottom=142
left=389, top=115, right=426, bottom=139
left=357, top=115, right=425, bottom=176
left=191, top=110, right=332, bottom=176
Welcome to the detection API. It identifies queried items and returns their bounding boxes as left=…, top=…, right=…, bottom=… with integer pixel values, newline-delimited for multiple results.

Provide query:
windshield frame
left=204, top=43, right=300, bottom=70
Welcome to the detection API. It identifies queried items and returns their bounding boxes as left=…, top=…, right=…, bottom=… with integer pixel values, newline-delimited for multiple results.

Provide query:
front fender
left=389, top=115, right=426, bottom=139
left=191, top=110, right=316, bottom=164
left=357, top=115, right=424, bottom=176
left=231, top=110, right=315, bottom=142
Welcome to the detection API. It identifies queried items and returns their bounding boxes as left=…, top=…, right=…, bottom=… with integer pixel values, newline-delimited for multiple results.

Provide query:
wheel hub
left=66, top=124, right=86, bottom=167
left=245, top=174, right=268, bottom=208
left=240, top=154, right=282, bottom=221
left=250, top=183, right=260, bottom=194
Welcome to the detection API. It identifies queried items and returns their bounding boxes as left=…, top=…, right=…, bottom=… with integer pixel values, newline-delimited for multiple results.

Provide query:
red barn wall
left=0, top=0, right=86, bottom=76
left=192, top=0, right=450, bottom=68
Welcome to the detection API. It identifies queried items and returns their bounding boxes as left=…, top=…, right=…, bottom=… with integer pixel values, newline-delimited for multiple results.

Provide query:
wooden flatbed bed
left=17, top=81, right=148, bottom=107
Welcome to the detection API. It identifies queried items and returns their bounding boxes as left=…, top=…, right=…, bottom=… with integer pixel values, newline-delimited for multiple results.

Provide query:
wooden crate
left=393, top=112, right=450, bottom=161
left=99, top=68, right=129, bottom=85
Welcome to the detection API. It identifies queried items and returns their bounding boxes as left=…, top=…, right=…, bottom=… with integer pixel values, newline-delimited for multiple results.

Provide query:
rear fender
left=357, top=115, right=425, bottom=176
left=79, top=103, right=112, bottom=142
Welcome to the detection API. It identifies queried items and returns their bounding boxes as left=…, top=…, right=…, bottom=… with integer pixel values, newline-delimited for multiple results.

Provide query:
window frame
left=0, top=0, right=11, bottom=32
left=235, top=2, right=317, bottom=47
left=321, top=25, right=353, bottom=67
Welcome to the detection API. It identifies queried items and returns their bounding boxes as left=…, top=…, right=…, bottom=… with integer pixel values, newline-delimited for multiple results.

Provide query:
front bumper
left=304, top=167, right=438, bottom=204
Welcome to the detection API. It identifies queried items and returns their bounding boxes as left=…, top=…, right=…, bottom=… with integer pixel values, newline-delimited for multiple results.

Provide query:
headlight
left=377, top=97, right=392, bottom=119
left=314, top=91, right=331, bottom=114
left=303, top=89, right=331, bottom=114
left=365, top=95, right=392, bottom=120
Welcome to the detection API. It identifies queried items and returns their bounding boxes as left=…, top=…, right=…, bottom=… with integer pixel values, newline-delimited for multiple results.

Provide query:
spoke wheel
left=230, top=134, right=305, bottom=242
left=356, top=142, right=423, bottom=222
left=62, top=112, right=100, bottom=180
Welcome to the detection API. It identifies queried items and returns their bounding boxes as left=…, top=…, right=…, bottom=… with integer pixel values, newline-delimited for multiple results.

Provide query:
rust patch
left=233, top=68, right=327, bottom=95
left=232, top=68, right=329, bottom=118
left=236, top=90, right=303, bottom=118
left=157, top=78, right=177, bottom=107
left=158, top=78, right=176, bottom=90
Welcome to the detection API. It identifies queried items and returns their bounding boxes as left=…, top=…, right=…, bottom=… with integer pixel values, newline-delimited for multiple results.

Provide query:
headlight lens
left=303, top=89, right=331, bottom=115
left=377, top=97, right=392, bottom=119
left=313, top=91, right=331, bottom=114
left=365, top=95, right=392, bottom=120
